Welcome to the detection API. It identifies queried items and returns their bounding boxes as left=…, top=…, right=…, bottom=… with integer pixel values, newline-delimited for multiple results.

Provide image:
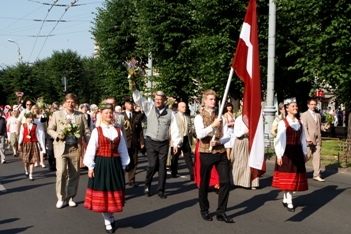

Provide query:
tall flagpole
left=209, top=68, right=234, bottom=150
left=263, top=0, right=277, bottom=137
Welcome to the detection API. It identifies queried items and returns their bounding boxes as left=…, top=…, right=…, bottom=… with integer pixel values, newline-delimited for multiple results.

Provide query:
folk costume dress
left=230, top=115, right=259, bottom=188
left=83, top=123, right=130, bottom=213
left=272, top=116, right=308, bottom=191
left=18, top=123, right=41, bottom=164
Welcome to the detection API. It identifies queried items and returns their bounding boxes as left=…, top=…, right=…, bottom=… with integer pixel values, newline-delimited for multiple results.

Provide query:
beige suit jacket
left=174, top=112, right=192, bottom=146
left=300, top=110, right=322, bottom=146
left=47, top=110, right=91, bottom=157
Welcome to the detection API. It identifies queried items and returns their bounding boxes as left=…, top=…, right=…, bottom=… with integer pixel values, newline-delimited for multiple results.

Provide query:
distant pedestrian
left=0, top=109, right=7, bottom=164
left=18, top=113, right=41, bottom=181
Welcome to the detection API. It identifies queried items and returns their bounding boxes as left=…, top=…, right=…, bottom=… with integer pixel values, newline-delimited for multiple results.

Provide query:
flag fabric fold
left=232, top=0, right=265, bottom=178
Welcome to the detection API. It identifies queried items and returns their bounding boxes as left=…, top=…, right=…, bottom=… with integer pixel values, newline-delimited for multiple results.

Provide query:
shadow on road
left=286, top=185, right=350, bottom=222
left=117, top=198, right=198, bottom=229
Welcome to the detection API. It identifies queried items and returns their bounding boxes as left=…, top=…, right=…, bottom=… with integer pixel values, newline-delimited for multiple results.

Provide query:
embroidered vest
left=23, top=123, right=38, bottom=142
left=283, top=118, right=302, bottom=145
left=96, top=127, right=121, bottom=157
left=199, top=110, right=225, bottom=154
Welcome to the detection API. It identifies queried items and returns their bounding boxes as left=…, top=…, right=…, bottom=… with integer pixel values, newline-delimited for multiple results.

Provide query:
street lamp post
left=8, top=39, right=23, bottom=63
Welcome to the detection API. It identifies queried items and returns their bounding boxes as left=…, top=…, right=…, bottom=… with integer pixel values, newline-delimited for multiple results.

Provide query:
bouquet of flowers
left=167, top=96, right=177, bottom=108
left=324, top=112, right=334, bottom=130
left=123, top=56, right=146, bottom=90
left=59, top=118, right=81, bottom=139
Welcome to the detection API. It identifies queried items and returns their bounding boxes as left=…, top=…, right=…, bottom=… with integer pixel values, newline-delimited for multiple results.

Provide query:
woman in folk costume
left=272, top=97, right=308, bottom=212
left=83, top=103, right=129, bottom=233
left=230, top=113, right=259, bottom=189
left=31, top=105, right=47, bottom=168
left=18, top=112, right=42, bottom=181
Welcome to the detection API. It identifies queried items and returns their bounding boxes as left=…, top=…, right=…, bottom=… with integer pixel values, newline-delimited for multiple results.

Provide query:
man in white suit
left=300, top=98, right=325, bottom=182
left=171, top=102, right=194, bottom=180
left=47, top=93, right=91, bottom=208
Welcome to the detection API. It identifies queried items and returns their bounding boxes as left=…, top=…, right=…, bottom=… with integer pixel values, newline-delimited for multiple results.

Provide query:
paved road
left=1, top=152, right=350, bottom=234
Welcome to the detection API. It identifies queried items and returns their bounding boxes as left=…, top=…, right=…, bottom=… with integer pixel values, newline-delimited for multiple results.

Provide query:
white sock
left=286, top=191, right=293, bottom=207
left=283, top=191, right=287, bottom=203
left=102, top=212, right=112, bottom=226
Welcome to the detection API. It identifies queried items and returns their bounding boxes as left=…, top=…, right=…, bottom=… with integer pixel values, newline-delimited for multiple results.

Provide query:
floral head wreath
left=24, top=112, right=35, bottom=118
left=283, top=97, right=296, bottom=105
left=99, top=103, right=114, bottom=111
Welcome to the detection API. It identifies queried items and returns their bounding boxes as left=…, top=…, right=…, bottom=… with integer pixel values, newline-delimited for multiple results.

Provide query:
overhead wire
left=34, top=0, right=81, bottom=62
left=28, top=0, right=59, bottom=62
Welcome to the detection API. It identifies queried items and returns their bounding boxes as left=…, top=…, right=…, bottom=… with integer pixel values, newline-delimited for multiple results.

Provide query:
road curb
left=266, top=158, right=351, bottom=175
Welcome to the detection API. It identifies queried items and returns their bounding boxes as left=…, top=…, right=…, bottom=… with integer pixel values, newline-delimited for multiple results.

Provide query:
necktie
left=129, top=113, right=132, bottom=119
left=312, top=112, right=316, bottom=122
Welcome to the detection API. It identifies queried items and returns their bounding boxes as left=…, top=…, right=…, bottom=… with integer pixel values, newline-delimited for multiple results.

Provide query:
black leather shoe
left=216, top=213, right=234, bottom=223
left=282, top=202, right=287, bottom=207
left=201, top=211, right=213, bottom=221
left=144, top=187, right=151, bottom=197
left=158, top=192, right=167, bottom=199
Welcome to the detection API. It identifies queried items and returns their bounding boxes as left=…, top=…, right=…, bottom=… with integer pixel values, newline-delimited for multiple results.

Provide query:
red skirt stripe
left=84, top=188, right=125, bottom=213
left=272, top=171, right=308, bottom=191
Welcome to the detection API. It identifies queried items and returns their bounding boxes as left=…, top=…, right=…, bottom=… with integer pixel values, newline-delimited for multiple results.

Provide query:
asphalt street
left=1, top=151, right=350, bottom=234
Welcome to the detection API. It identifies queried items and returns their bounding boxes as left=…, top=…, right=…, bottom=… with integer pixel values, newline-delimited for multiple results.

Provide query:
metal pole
left=263, top=0, right=277, bottom=137
left=209, top=68, right=234, bottom=150
left=8, top=39, right=22, bottom=63
left=147, top=52, right=153, bottom=91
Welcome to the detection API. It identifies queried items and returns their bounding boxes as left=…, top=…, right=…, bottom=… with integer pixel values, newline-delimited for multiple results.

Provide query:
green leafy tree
left=91, top=0, right=146, bottom=102
left=276, top=0, right=351, bottom=108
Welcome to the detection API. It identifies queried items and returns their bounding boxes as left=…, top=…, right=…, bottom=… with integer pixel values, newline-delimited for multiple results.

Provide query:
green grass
left=265, top=139, right=351, bottom=168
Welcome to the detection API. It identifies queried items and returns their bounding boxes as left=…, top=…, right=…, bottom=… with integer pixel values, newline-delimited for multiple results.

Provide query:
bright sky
left=0, top=0, right=104, bottom=67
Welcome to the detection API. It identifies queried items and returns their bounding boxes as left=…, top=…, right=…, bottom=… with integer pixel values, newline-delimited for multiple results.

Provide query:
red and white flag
left=232, top=0, right=265, bottom=177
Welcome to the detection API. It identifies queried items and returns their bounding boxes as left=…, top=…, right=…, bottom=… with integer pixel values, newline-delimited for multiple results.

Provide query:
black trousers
left=145, top=137, right=169, bottom=192
left=199, top=152, right=230, bottom=214
left=127, top=146, right=139, bottom=183
left=171, top=136, right=193, bottom=177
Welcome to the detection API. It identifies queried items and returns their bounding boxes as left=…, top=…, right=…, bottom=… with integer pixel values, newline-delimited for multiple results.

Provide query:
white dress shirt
left=194, top=109, right=230, bottom=145
left=133, top=89, right=182, bottom=147
left=274, top=116, right=307, bottom=158
left=83, top=123, right=130, bottom=170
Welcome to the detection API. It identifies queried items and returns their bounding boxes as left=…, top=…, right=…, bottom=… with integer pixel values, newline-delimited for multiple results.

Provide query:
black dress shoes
left=282, top=201, right=287, bottom=207
left=216, top=213, right=234, bottom=223
left=201, top=211, right=213, bottom=221
left=144, top=187, right=151, bottom=197
left=158, top=192, right=167, bottom=199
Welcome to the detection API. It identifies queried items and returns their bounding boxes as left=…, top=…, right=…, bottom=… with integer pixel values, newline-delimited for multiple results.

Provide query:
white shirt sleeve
left=233, top=115, right=248, bottom=138
left=133, top=89, right=154, bottom=116
left=18, top=125, right=24, bottom=145
left=117, top=130, right=130, bottom=169
left=83, top=128, right=98, bottom=170
left=194, top=114, right=230, bottom=144
left=170, top=112, right=182, bottom=147
left=274, top=120, right=287, bottom=158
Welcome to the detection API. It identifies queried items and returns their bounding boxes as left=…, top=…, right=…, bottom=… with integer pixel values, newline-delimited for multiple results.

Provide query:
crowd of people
left=0, top=90, right=328, bottom=233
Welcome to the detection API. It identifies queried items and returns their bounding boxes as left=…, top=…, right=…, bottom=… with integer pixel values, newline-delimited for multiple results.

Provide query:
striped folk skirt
left=231, top=137, right=259, bottom=188
left=84, top=155, right=126, bottom=213
left=272, top=144, right=308, bottom=191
